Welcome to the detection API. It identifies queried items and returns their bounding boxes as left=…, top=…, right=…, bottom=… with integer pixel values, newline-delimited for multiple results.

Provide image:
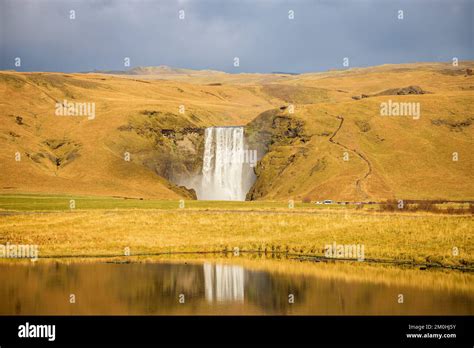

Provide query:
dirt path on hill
left=329, top=115, right=373, bottom=199
left=19, top=76, right=59, bottom=103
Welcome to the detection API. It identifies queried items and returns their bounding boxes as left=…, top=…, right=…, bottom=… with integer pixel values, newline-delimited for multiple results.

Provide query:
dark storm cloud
left=1, top=0, right=472, bottom=73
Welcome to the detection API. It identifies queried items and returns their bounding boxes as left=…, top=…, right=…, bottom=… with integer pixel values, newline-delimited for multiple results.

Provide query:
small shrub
left=379, top=200, right=398, bottom=211
left=411, top=201, right=438, bottom=213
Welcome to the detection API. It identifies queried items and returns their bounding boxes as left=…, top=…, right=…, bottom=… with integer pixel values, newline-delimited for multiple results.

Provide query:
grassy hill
left=1, top=61, right=473, bottom=201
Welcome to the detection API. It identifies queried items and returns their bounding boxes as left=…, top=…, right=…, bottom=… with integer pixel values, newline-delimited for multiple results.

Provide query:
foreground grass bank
left=0, top=194, right=472, bottom=268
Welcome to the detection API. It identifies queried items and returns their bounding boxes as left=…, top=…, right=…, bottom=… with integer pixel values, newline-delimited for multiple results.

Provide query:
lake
left=0, top=258, right=472, bottom=315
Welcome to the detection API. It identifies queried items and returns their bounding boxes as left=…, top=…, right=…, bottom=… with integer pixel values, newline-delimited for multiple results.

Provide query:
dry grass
left=1, top=205, right=471, bottom=267
left=379, top=200, right=474, bottom=214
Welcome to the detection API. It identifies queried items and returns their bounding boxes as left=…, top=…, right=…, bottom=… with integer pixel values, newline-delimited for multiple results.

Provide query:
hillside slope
left=1, top=62, right=473, bottom=201
left=248, top=62, right=474, bottom=201
left=0, top=71, right=277, bottom=198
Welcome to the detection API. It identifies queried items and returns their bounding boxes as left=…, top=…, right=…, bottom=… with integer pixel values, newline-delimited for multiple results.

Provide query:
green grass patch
left=0, top=193, right=351, bottom=212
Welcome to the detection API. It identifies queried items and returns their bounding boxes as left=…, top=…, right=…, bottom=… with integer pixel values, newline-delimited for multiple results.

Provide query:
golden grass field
left=0, top=195, right=472, bottom=269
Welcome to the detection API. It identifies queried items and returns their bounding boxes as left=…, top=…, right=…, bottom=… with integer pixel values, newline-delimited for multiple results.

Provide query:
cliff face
left=113, top=111, right=205, bottom=199
left=245, top=108, right=310, bottom=200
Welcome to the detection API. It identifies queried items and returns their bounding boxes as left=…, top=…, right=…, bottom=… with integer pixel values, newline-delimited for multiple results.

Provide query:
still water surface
left=0, top=261, right=472, bottom=315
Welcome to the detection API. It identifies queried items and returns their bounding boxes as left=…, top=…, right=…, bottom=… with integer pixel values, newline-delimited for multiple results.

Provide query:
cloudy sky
left=1, top=0, right=472, bottom=73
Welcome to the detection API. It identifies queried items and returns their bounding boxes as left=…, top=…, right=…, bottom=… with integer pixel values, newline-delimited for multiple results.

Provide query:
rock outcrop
left=115, top=110, right=205, bottom=199
left=245, top=108, right=310, bottom=200
left=352, top=85, right=429, bottom=100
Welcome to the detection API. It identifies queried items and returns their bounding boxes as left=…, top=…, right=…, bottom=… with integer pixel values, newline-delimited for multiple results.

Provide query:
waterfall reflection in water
left=204, top=263, right=245, bottom=303
left=0, top=261, right=472, bottom=315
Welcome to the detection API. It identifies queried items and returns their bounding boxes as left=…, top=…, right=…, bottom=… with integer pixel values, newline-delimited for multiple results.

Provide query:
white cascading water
left=199, top=126, right=255, bottom=201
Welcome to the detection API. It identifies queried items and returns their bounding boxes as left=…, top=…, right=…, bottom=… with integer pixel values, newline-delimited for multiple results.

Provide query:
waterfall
left=199, top=126, right=255, bottom=201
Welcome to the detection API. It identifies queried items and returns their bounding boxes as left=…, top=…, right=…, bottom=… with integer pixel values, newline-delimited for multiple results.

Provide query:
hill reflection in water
left=0, top=260, right=472, bottom=315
